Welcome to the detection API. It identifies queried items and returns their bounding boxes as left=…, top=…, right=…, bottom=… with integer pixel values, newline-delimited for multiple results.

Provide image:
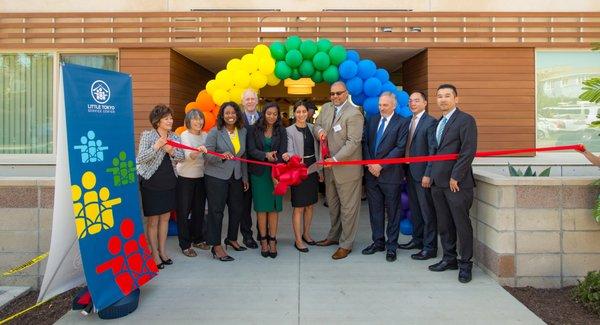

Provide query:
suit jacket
left=314, top=100, right=364, bottom=183
left=203, top=126, right=248, bottom=182
left=406, top=113, right=438, bottom=182
left=286, top=123, right=321, bottom=175
left=362, top=113, right=410, bottom=184
left=242, top=111, right=261, bottom=128
left=247, top=125, right=287, bottom=176
left=430, top=108, right=477, bottom=188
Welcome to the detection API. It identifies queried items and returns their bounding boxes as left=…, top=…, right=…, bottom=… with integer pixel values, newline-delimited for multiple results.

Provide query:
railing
left=1, top=11, right=599, bottom=48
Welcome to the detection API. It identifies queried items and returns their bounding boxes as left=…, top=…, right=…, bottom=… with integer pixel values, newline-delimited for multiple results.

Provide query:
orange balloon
left=174, top=126, right=187, bottom=135
left=203, top=112, right=217, bottom=132
left=185, top=102, right=202, bottom=113
left=196, top=90, right=216, bottom=112
left=211, top=104, right=220, bottom=116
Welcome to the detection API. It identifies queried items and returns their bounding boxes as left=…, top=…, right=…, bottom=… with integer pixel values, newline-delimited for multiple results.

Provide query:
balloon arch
left=176, top=36, right=411, bottom=134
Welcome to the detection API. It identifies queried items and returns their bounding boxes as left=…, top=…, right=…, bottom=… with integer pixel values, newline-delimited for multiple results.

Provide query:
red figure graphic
left=96, top=218, right=158, bottom=295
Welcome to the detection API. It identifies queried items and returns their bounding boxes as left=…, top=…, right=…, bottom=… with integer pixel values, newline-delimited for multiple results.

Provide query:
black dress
left=140, top=153, right=177, bottom=216
left=290, top=126, right=319, bottom=207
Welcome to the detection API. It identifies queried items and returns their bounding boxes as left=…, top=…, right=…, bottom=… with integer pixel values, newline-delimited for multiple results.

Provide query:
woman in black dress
left=283, top=100, right=323, bottom=252
left=137, top=104, right=184, bottom=269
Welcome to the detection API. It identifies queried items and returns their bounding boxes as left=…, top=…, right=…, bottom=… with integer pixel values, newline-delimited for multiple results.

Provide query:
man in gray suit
left=314, top=81, right=364, bottom=260
left=400, top=91, right=438, bottom=261
left=428, top=84, right=477, bottom=283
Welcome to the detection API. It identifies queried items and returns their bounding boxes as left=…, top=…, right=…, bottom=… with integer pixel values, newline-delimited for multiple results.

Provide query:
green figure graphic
left=106, top=151, right=137, bottom=186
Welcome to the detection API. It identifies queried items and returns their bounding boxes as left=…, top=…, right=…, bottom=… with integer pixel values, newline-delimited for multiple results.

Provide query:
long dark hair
left=255, top=101, right=282, bottom=134
left=216, top=101, right=245, bottom=130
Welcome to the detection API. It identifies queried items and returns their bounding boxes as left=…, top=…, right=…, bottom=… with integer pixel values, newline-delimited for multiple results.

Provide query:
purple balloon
left=405, top=210, right=412, bottom=221
left=401, top=192, right=410, bottom=210
left=346, top=76, right=363, bottom=95
left=363, top=77, right=382, bottom=97
left=357, top=59, right=376, bottom=80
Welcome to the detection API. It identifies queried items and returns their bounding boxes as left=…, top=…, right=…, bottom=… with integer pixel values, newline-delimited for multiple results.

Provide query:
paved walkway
left=58, top=198, right=542, bottom=324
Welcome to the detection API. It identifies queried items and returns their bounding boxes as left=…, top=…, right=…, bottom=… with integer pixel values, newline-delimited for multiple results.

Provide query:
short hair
left=184, top=109, right=205, bottom=129
left=379, top=91, right=397, bottom=106
left=242, top=88, right=258, bottom=101
left=411, top=91, right=428, bottom=101
left=149, top=104, right=173, bottom=129
left=330, top=81, right=347, bottom=90
left=437, top=84, right=458, bottom=96
left=216, top=101, right=245, bottom=130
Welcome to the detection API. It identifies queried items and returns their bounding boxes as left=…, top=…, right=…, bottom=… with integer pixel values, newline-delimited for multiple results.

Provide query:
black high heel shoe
left=224, top=239, right=247, bottom=251
left=258, top=235, right=269, bottom=258
left=159, top=256, right=173, bottom=265
left=211, top=246, right=234, bottom=262
left=294, top=242, right=309, bottom=253
left=302, top=235, right=317, bottom=246
left=268, top=236, right=278, bottom=258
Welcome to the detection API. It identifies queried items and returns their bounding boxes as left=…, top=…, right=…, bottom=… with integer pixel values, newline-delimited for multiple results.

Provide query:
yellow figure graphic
left=72, top=171, right=122, bottom=238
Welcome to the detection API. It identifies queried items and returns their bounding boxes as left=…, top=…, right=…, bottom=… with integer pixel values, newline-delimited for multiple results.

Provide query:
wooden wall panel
left=426, top=48, right=536, bottom=154
left=402, top=50, right=428, bottom=97
left=169, top=50, right=214, bottom=130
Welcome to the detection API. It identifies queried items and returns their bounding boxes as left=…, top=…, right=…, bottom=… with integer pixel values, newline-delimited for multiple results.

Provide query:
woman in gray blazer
left=283, top=100, right=323, bottom=253
left=204, top=101, right=249, bottom=261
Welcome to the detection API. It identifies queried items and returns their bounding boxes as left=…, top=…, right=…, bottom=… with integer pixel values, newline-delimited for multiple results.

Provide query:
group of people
left=136, top=81, right=479, bottom=284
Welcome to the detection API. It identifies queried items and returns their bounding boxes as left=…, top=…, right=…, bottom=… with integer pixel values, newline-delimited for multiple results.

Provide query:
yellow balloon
left=266, top=73, right=281, bottom=86
left=253, top=44, right=271, bottom=58
left=241, top=54, right=259, bottom=73
left=206, top=79, right=218, bottom=95
left=215, top=70, right=234, bottom=91
left=226, top=58, right=243, bottom=72
left=212, top=88, right=231, bottom=106
left=258, top=57, right=276, bottom=75
left=249, top=72, right=268, bottom=89
left=233, top=70, right=251, bottom=89
left=229, top=87, right=245, bottom=104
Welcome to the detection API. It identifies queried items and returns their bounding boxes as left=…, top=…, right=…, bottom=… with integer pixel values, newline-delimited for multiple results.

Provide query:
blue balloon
left=363, top=77, right=382, bottom=98
left=381, top=81, right=397, bottom=93
left=346, top=77, right=363, bottom=95
left=400, top=218, right=413, bottom=236
left=395, top=104, right=412, bottom=118
left=338, top=60, right=358, bottom=79
left=395, top=90, right=409, bottom=107
left=351, top=92, right=366, bottom=106
left=357, top=59, right=376, bottom=80
left=346, top=50, right=360, bottom=63
left=375, top=69, right=389, bottom=84
left=363, top=96, right=379, bottom=115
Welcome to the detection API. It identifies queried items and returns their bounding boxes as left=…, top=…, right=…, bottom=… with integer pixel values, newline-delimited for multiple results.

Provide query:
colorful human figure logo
left=72, top=171, right=121, bottom=239
left=73, top=130, right=109, bottom=163
left=96, top=219, right=158, bottom=295
left=106, top=151, right=137, bottom=186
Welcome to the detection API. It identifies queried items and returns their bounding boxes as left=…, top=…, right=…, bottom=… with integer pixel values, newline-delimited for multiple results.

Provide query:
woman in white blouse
left=176, top=109, right=208, bottom=257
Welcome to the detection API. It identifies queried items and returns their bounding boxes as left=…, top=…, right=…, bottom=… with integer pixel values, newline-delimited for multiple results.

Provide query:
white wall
left=2, top=0, right=599, bottom=12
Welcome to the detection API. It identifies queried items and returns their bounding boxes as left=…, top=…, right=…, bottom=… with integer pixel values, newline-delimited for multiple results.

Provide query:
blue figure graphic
left=73, top=130, right=109, bottom=163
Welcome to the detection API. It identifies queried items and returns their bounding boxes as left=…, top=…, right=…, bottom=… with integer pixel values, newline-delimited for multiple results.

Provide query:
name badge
left=333, top=124, right=342, bottom=132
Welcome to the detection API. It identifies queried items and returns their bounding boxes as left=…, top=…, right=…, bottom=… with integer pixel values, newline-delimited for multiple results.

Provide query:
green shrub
left=572, top=270, right=600, bottom=315
left=508, top=164, right=551, bottom=177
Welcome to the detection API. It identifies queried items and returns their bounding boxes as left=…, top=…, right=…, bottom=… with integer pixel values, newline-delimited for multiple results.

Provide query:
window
left=536, top=51, right=600, bottom=152
left=60, top=54, right=117, bottom=71
left=0, top=53, right=54, bottom=154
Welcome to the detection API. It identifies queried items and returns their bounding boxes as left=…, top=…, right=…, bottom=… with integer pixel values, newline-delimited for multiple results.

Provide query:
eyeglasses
left=329, top=90, right=347, bottom=96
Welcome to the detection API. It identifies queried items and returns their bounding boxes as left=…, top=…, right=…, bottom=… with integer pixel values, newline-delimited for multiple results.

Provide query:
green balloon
left=312, top=52, right=331, bottom=71
left=322, top=65, right=340, bottom=84
left=290, top=68, right=301, bottom=80
left=299, top=60, right=315, bottom=77
left=317, top=39, right=333, bottom=53
left=285, top=50, right=303, bottom=68
left=329, top=45, right=347, bottom=66
left=299, top=40, right=318, bottom=60
left=269, top=42, right=286, bottom=61
left=285, top=36, right=302, bottom=51
left=311, top=71, right=323, bottom=83
left=274, top=61, right=292, bottom=79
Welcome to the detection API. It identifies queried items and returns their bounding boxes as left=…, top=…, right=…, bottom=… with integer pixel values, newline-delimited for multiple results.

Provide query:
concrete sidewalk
left=58, top=198, right=542, bottom=324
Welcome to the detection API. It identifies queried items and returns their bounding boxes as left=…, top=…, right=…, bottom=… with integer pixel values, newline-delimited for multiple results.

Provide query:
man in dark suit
left=239, top=88, right=260, bottom=249
left=399, top=91, right=439, bottom=261
left=428, top=84, right=477, bottom=283
left=361, top=92, right=410, bottom=262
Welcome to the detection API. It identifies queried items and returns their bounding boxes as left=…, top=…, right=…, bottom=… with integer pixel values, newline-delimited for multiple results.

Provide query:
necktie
left=405, top=116, right=418, bottom=157
left=436, top=116, right=448, bottom=146
left=332, top=106, right=341, bottom=125
left=374, top=117, right=387, bottom=155
left=250, top=114, right=255, bottom=125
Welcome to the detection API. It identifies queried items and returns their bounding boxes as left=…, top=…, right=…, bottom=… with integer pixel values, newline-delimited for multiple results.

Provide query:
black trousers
left=431, top=185, right=474, bottom=263
left=365, top=179, right=402, bottom=251
left=238, top=179, right=254, bottom=240
left=205, top=174, right=244, bottom=246
left=176, top=176, right=207, bottom=250
left=406, top=171, right=438, bottom=253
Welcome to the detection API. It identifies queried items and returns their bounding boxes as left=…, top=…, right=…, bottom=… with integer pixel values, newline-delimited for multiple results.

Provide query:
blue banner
left=62, top=63, right=157, bottom=311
